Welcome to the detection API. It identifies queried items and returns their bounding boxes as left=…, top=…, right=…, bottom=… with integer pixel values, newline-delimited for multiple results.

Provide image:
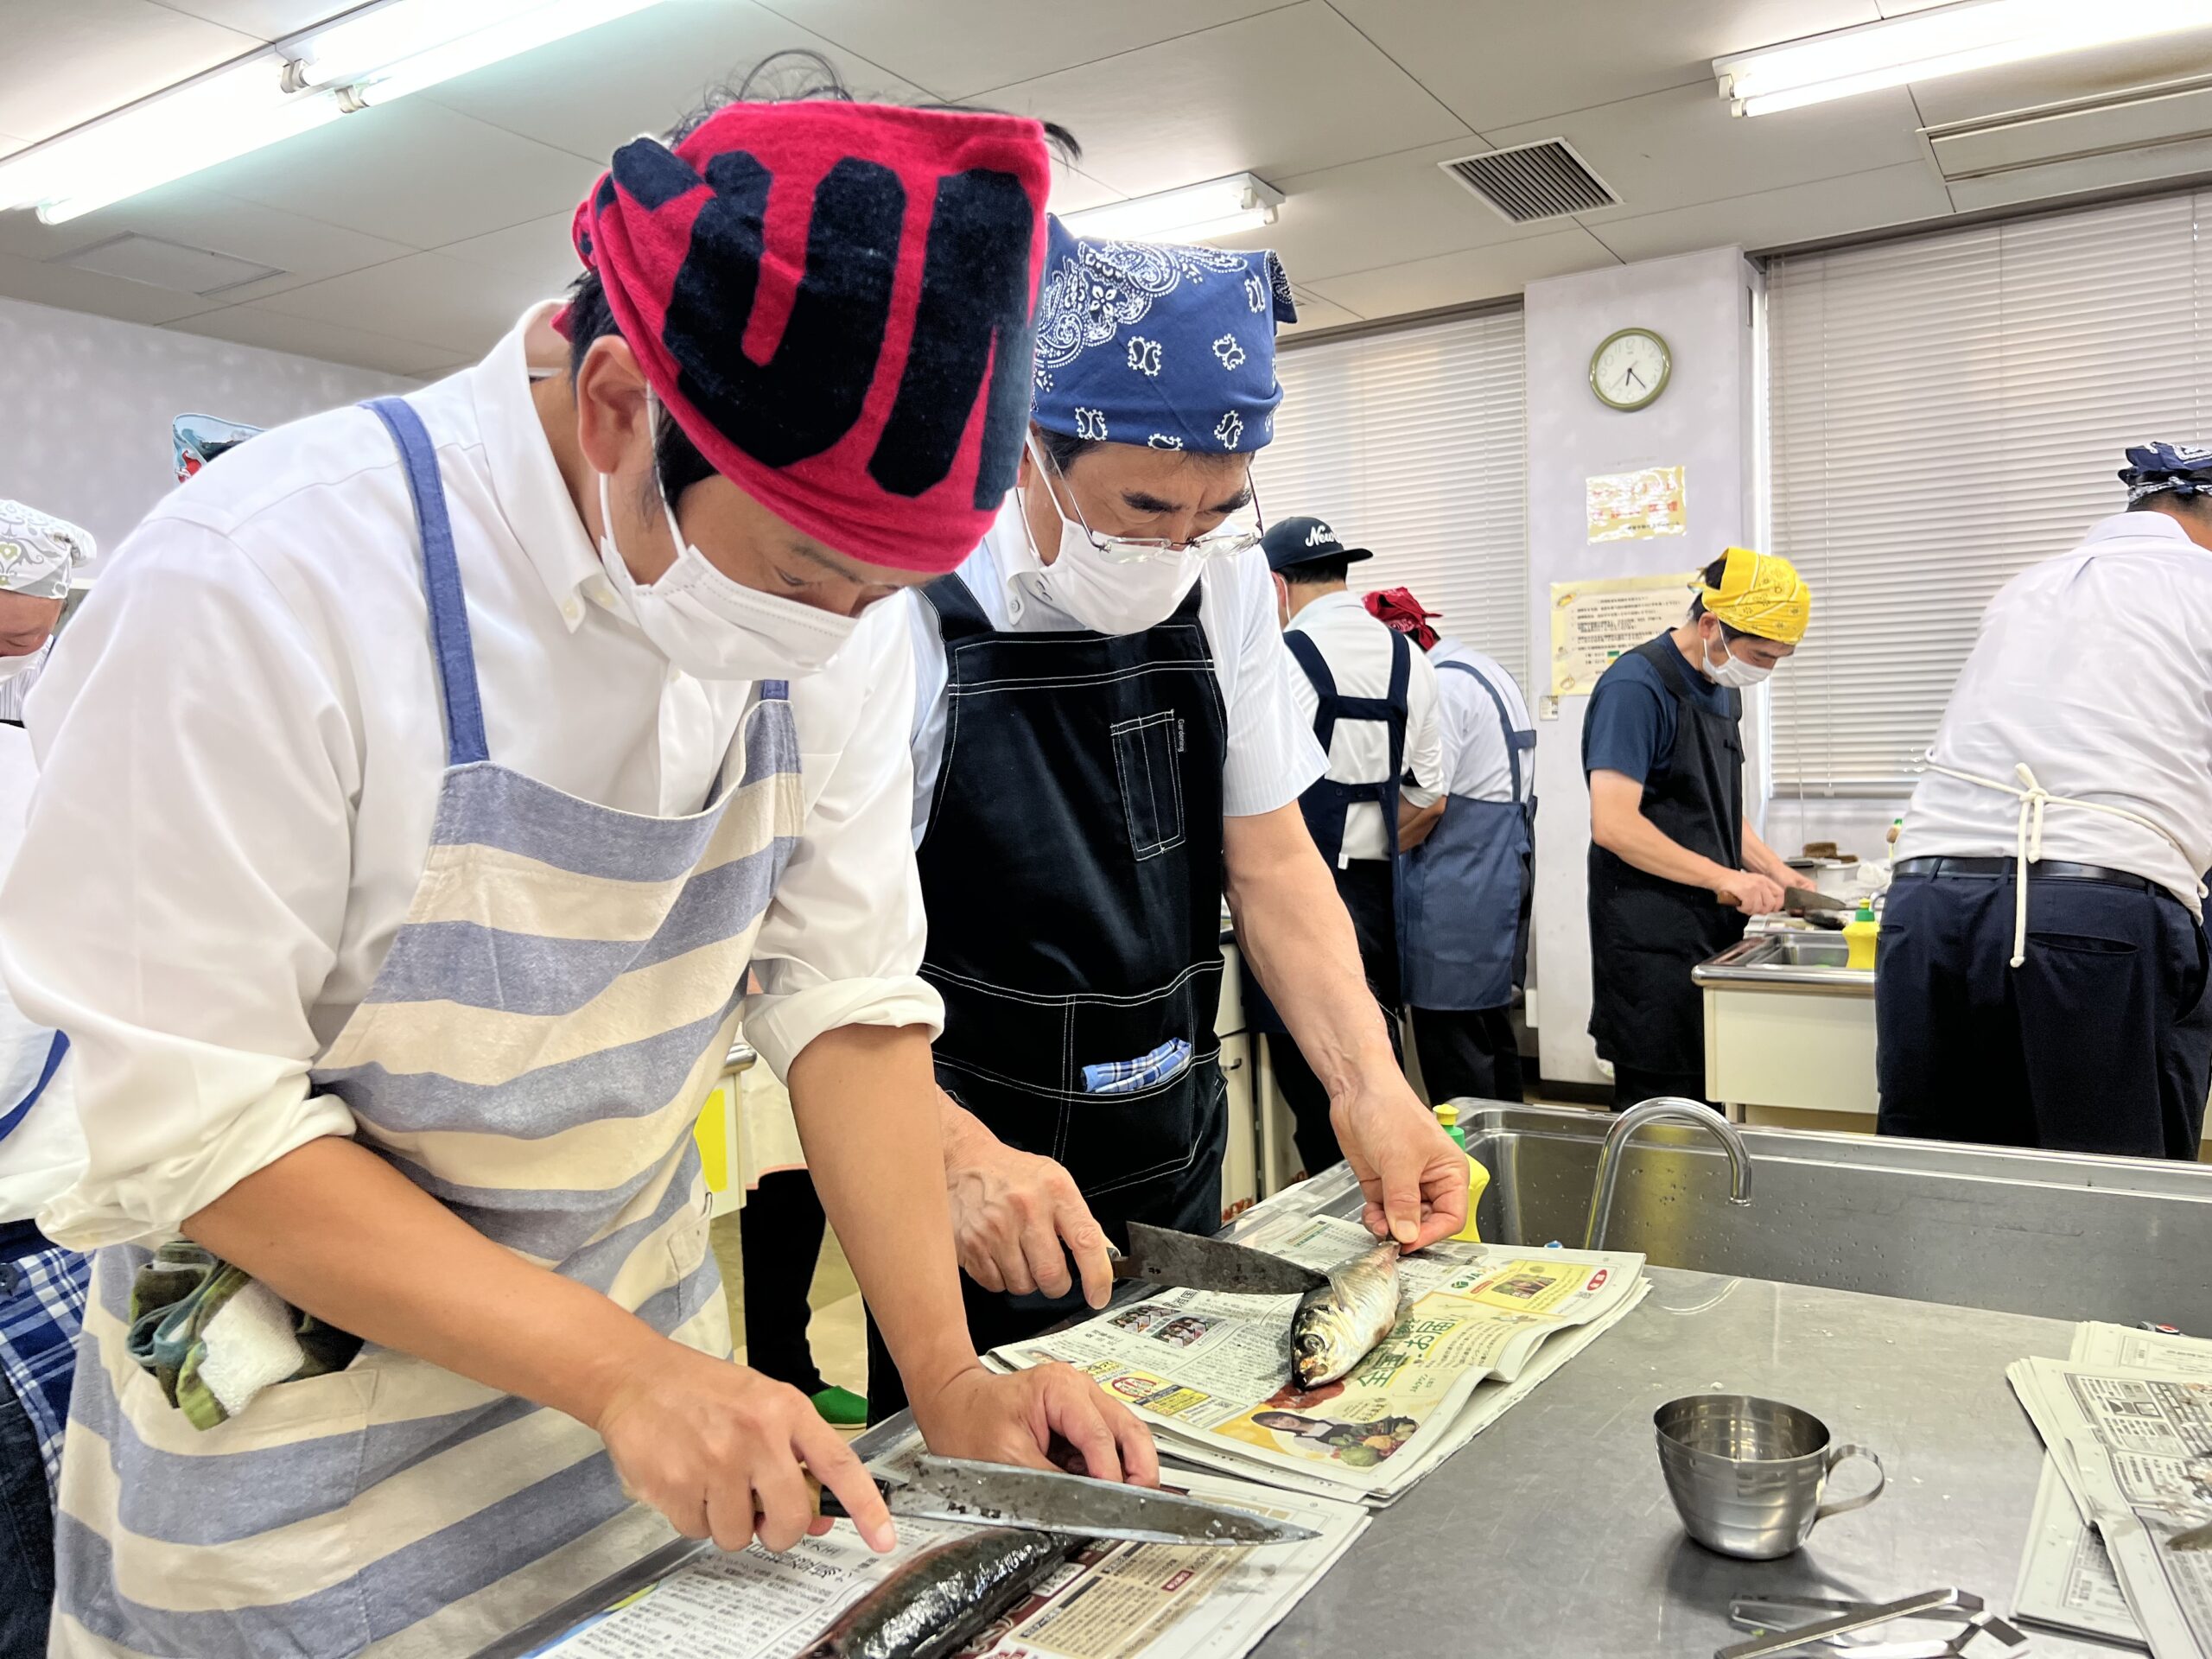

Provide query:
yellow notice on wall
left=1586, top=465, right=1687, bottom=542
left=1549, top=570, right=1698, bottom=697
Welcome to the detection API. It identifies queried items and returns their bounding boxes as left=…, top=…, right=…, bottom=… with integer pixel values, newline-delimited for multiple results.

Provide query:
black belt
left=1894, top=855, right=2155, bottom=892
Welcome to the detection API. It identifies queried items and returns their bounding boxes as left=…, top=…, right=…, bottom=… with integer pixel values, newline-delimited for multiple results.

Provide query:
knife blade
left=820, top=1456, right=1319, bottom=1547
left=1110, top=1222, right=1327, bottom=1297
left=1781, top=887, right=1855, bottom=913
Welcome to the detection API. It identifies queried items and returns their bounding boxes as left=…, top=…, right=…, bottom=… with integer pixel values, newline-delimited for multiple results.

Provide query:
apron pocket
left=1110, top=712, right=1186, bottom=860
left=1058, top=1075, right=1206, bottom=1200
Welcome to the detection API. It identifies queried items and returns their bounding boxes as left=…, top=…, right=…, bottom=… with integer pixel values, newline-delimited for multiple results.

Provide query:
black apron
left=1248, top=626, right=1410, bottom=1035
left=1585, top=634, right=1746, bottom=1073
left=879, top=574, right=1230, bottom=1402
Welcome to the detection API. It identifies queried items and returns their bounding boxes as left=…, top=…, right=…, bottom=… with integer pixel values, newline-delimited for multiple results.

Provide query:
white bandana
left=0, top=500, right=93, bottom=599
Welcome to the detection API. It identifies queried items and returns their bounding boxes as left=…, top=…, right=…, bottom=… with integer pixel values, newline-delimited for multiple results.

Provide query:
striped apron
left=50, top=397, right=804, bottom=1658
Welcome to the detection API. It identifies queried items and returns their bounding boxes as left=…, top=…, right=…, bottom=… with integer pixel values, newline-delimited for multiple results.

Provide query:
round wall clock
left=1589, top=327, right=1672, bottom=412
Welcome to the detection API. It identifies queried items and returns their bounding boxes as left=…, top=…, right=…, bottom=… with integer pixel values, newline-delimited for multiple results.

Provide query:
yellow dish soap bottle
left=1844, top=901, right=1880, bottom=971
left=1433, top=1101, right=1490, bottom=1243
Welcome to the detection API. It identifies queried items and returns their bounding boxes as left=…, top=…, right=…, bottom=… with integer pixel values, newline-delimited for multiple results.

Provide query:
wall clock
left=1590, top=327, right=1672, bottom=412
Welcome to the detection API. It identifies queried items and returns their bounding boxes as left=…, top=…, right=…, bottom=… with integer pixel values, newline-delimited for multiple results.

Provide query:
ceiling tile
left=251, top=251, right=556, bottom=355
left=1211, top=138, right=1570, bottom=285
left=168, top=302, right=458, bottom=375
left=438, top=212, right=577, bottom=283
left=0, top=0, right=262, bottom=144
left=980, top=3, right=1469, bottom=197
left=0, top=183, right=411, bottom=303
left=0, top=245, right=224, bottom=326
left=1325, top=0, right=1883, bottom=131
left=753, top=0, right=1291, bottom=99
left=1490, top=80, right=1926, bottom=224
left=184, top=99, right=602, bottom=251
left=1910, top=29, right=2212, bottom=126
left=1304, top=226, right=1618, bottom=319
left=1584, top=161, right=1953, bottom=264
left=1046, top=162, right=1124, bottom=216
left=1281, top=285, right=1364, bottom=334
left=420, top=0, right=930, bottom=162
left=145, top=3, right=357, bottom=39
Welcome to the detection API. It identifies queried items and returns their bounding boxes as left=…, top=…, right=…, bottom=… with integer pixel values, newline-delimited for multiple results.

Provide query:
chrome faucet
left=1582, top=1097, right=1752, bottom=1251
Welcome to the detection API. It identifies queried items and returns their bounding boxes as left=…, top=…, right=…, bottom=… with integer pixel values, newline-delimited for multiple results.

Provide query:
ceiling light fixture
left=1061, top=173, right=1286, bottom=243
left=1714, top=0, right=2212, bottom=117
left=0, top=0, right=668, bottom=224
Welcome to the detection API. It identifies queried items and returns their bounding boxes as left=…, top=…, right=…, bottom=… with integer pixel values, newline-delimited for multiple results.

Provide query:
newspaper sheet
left=2008, top=1354, right=2212, bottom=1659
left=526, top=1467, right=1367, bottom=1659
left=2014, top=1458, right=2145, bottom=1647
left=985, top=1172, right=1644, bottom=1504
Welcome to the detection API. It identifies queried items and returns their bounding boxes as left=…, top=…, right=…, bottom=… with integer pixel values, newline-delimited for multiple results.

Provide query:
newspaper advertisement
left=986, top=1182, right=1643, bottom=1503
left=528, top=1466, right=1367, bottom=1659
left=2009, top=1355, right=2212, bottom=1659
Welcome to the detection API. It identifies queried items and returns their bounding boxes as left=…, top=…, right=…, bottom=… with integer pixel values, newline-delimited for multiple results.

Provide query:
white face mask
left=594, top=452, right=859, bottom=683
left=1705, top=632, right=1773, bottom=688
left=0, top=648, right=41, bottom=686
left=1023, top=444, right=1203, bottom=637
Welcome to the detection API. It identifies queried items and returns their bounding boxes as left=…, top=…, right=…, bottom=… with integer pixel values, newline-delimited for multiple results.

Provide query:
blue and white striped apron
left=50, top=397, right=804, bottom=1658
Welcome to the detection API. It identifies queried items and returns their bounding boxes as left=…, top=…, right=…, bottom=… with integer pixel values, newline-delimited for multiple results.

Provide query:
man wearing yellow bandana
left=1582, top=549, right=1815, bottom=1108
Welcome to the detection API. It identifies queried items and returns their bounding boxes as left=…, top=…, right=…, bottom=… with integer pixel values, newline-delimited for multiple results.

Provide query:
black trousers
left=1268, top=856, right=1401, bottom=1175
left=1410, top=1006, right=1522, bottom=1103
left=737, top=1168, right=828, bottom=1398
left=1611, top=1063, right=1713, bottom=1113
left=0, top=1361, right=53, bottom=1659
left=1875, top=872, right=2212, bottom=1160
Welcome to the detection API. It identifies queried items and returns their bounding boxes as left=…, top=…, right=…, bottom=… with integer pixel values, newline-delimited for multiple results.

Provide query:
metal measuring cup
left=1656, top=1394, right=1887, bottom=1560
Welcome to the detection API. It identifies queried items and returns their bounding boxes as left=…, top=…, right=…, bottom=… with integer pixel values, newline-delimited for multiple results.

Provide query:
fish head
left=1290, top=1303, right=1351, bottom=1389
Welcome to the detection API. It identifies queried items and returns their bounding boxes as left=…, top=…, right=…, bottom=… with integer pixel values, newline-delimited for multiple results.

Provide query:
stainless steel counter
left=1694, top=930, right=1874, bottom=996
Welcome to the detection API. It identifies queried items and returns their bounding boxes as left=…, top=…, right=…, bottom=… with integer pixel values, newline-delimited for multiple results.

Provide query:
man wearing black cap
left=1878, top=441, right=2212, bottom=1160
left=1249, top=517, right=1446, bottom=1169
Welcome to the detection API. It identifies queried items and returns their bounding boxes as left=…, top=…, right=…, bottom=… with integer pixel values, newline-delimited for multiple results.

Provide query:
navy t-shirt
left=1582, top=636, right=1733, bottom=784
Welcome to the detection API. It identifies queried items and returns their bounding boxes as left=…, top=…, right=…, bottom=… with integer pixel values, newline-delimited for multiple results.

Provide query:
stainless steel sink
left=1694, top=928, right=1872, bottom=993
left=1446, top=1103, right=2212, bottom=1329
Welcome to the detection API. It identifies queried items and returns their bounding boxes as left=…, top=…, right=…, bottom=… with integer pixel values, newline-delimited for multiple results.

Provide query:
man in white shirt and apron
left=1247, top=520, right=1446, bottom=1172
left=885, top=225, right=1468, bottom=1417
left=1878, top=442, right=2212, bottom=1160
left=0, top=501, right=92, bottom=1659
left=1365, top=588, right=1536, bottom=1104
left=0, top=92, right=1151, bottom=1659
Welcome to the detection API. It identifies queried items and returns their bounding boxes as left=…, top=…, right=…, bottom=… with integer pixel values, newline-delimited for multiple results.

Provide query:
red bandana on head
left=566, top=100, right=1052, bottom=575
left=1364, top=587, right=1440, bottom=653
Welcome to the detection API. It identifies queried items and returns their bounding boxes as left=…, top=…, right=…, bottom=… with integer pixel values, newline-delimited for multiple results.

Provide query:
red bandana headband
left=568, top=100, right=1052, bottom=575
left=1364, top=587, right=1440, bottom=653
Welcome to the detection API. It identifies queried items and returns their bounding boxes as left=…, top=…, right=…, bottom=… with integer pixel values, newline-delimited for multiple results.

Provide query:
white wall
left=1522, top=248, right=1763, bottom=1088
left=0, top=296, right=414, bottom=554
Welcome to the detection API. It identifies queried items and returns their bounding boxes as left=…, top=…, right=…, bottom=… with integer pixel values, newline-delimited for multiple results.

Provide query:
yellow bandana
left=1700, top=547, right=1809, bottom=644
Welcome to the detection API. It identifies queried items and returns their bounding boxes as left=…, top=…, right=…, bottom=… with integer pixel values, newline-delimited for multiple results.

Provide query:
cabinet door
left=1218, top=1034, right=1257, bottom=1221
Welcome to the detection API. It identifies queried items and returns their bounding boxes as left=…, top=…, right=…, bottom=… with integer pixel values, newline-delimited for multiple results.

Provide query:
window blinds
left=1765, top=188, right=2212, bottom=797
left=1255, top=306, right=1530, bottom=689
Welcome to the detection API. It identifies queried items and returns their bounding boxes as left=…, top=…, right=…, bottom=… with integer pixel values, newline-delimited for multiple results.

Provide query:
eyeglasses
left=1033, top=441, right=1266, bottom=565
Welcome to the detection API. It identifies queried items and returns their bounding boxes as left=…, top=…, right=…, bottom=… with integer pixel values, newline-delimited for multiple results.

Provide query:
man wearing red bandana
left=3, top=89, right=1153, bottom=1659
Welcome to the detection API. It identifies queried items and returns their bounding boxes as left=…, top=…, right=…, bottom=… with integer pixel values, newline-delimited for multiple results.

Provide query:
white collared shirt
left=1428, top=637, right=1532, bottom=804
left=0, top=308, right=938, bottom=1248
left=1897, top=511, right=2212, bottom=916
left=0, top=725, right=80, bottom=1224
left=905, top=499, right=1325, bottom=842
left=1284, top=591, right=1446, bottom=864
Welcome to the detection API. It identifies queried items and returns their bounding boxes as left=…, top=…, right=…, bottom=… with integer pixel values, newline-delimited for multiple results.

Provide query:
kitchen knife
left=1110, top=1222, right=1328, bottom=1297
left=819, top=1455, right=1319, bottom=1547
left=1780, top=887, right=1855, bottom=913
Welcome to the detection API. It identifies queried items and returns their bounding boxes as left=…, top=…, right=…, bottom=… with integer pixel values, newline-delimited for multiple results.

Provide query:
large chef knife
left=819, top=1455, right=1317, bottom=1546
left=1109, top=1222, right=1327, bottom=1297
left=1779, top=886, right=1855, bottom=914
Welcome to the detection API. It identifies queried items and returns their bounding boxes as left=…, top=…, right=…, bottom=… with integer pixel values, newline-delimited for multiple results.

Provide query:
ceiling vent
left=55, top=233, right=283, bottom=296
left=1438, top=139, right=1618, bottom=224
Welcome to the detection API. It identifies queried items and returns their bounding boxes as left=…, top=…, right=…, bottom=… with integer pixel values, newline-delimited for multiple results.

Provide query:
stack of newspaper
left=2009, top=1322, right=2212, bottom=1657
left=528, top=1461, right=1368, bottom=1659
left=985, top=1165, right=1649, bottom=1506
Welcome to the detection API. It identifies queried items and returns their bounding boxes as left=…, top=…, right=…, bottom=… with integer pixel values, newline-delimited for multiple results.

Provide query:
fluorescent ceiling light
left=0, top=0, right=667, bottom=223
left=1715, top=0, right=2212, bottom=116
left=1062, top=173, right=1286, bottom=243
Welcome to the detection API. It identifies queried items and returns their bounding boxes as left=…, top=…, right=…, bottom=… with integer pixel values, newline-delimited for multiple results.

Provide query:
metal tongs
left=1719, top=1589, right=2031, bottom=1659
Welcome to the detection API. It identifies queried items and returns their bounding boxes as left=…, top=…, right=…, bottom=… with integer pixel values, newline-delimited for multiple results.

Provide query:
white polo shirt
left=1284, top=591, right=1446, bottom=864
left=1429, top=636, right=1532, bottom=804
left=906, top=499, right=1325, bottom=842
left=1897, top=510, right=2212, bottom=917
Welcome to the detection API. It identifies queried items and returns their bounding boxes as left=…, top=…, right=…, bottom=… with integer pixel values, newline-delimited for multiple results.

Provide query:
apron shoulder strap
left=1383, top=629, right=1409, bottom=783
left=1284, top=630, right=1338, bottom=748
left=362, top=397, right=490, bottom=768
left=920, top=569, right=995, bottom=639
left=1440, top=658, right=1533, bottom=803
left=0, top=1030, right=68, bottom=1147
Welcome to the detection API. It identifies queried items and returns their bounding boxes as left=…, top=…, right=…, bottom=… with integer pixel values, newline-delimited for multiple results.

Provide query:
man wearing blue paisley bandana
left=869, top=219, right=1468, bottom=1420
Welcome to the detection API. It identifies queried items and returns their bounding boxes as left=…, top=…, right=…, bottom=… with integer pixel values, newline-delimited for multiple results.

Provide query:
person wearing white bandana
left=1879, top=441, right=2212, bottom=1160
left=0, top=502, right=92, bottom=727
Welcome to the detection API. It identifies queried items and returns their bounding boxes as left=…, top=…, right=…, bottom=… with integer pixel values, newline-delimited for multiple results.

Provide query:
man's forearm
left=186, top=1136, right=664, bottom=1428
left=1224, top=806, right=1395, bottom=1098
left=789, top=1023, right=978, bottom=1407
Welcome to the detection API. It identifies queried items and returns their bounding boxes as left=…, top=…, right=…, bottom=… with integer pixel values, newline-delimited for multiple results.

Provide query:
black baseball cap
left=1262, top=515, right=1373, bottom=575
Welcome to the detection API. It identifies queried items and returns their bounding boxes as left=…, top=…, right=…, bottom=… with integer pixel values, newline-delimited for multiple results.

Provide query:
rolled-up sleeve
left=1222, top=550, right=1326, bottom=817
left=1400, top=651, right=1446, bottom=806
left=747, top=601, right=944, bottom=1078
left=2, top=526, right=359, bottom=1249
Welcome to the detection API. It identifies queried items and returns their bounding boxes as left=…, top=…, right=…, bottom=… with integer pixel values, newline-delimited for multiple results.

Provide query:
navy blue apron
left=1248, top=627, right=1409, bottom=1036
left=1400, top=658, right=1536, bottom=1012
left=0, top=1032, right=67, bottom=1147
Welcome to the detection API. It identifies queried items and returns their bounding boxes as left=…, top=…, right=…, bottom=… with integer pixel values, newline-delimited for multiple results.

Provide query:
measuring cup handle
left=1815, top=1443, right=1886, bottom=1521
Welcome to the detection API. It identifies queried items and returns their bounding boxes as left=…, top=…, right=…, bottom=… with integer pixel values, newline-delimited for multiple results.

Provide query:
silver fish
left=801, top=1526, right=1068, bottom=1659
left=1289, top=1241, right=1403, bottom=1390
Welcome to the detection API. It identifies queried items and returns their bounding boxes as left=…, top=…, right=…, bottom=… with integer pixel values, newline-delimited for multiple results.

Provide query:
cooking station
left=484, top=1110, right=2212, bottom=1659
